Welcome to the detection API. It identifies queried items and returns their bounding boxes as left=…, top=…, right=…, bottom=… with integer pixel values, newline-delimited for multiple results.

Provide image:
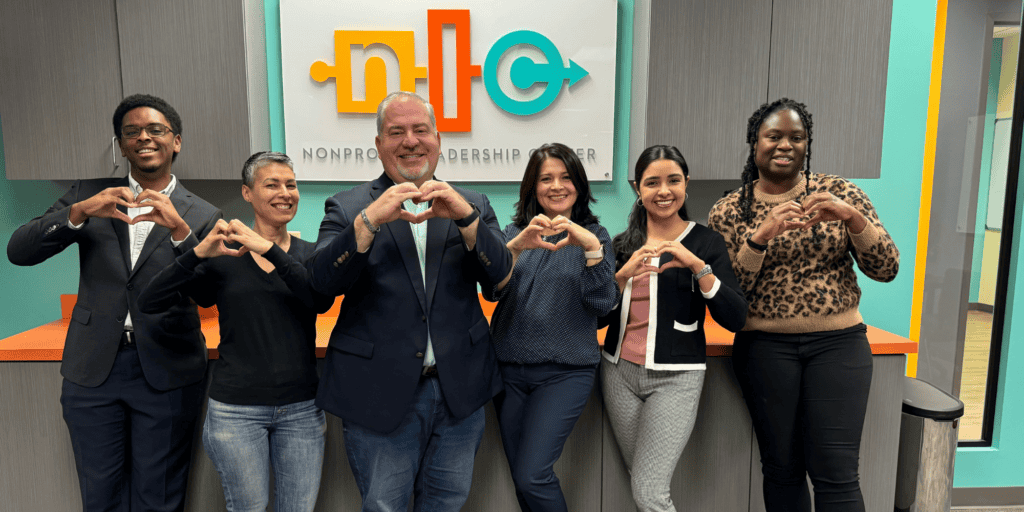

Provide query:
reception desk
left=1, top=295, right=915, bottom=511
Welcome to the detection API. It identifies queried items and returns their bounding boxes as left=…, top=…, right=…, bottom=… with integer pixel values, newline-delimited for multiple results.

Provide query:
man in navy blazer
left=7, top=94, right=220, bottom=511
left=310, top=91, right=511, bottom=511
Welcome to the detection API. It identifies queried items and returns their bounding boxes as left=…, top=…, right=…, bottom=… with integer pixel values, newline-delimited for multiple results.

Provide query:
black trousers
left=61, top=338, right=205, bottom=512
left=732, top=324, right=873, bottom=512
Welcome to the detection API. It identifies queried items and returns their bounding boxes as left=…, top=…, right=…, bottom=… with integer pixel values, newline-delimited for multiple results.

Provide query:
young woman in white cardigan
left=600, top=145, right=747, bottom=512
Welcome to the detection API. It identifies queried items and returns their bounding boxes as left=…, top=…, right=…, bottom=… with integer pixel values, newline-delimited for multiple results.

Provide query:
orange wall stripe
left=908, top=0, right=949, bottom=377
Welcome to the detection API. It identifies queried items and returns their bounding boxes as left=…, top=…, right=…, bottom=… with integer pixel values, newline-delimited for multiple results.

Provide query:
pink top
left=620, top=273, right=651, bottom=365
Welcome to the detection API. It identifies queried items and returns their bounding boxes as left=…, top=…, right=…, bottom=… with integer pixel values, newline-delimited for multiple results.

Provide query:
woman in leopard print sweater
left=708, top=98, right=898, bottom=512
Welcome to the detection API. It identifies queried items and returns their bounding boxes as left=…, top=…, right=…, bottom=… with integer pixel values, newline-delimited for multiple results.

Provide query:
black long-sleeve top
left=139, top=237, right=334, bottom=405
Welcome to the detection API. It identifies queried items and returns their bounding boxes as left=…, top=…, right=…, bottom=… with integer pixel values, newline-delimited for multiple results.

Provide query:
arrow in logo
left=484, top=30, right=589, bottom=116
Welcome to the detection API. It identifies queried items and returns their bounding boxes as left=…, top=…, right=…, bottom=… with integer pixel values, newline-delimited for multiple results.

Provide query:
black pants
left=732, top=324, right=873, bottom=512
left=61, top=339, right=205, bottom=512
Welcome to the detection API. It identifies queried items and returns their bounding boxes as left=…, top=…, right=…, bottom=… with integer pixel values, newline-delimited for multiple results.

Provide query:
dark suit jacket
left=309, top=174, right=512, bottom=433
left=7, top=177, right=221, bottom=390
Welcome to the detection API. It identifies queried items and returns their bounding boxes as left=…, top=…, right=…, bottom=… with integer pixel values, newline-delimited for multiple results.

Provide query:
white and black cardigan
left=600, top=223, right=748, bottom=370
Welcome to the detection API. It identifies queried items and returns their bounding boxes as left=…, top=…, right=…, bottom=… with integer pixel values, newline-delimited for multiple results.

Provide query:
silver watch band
left=694, top=264, right=713, bottom=280
left=584, top=245, right=603, bottom=259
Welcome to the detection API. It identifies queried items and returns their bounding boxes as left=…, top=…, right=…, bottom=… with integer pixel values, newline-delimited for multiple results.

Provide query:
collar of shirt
left=128, top=173, right=177, bottom=198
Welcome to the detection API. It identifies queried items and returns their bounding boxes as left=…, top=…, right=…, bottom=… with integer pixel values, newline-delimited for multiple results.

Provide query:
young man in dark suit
left=309, top=91, right=512, bottom=511
left=7, top=94, right=221, bottom=511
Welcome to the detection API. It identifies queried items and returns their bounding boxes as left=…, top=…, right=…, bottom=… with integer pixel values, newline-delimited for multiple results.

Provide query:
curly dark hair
left=737, top=98, right=814, bottom=222
left=611, top=145, right=690, bottom=268
left=511, top=143, right=598, bottom=227
left=112, top=94, right=184, bottom=162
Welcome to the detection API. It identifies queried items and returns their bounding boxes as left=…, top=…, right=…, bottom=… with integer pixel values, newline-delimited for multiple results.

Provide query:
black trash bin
left=894, top=376, right=965, bottom=512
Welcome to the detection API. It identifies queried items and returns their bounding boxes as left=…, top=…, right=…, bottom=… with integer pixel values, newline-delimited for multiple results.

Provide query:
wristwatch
left=584, top=245, right=604, bottom=260
left=454, top=202, right=481, bottom=228
left=694, top=264, right=713, bottom=280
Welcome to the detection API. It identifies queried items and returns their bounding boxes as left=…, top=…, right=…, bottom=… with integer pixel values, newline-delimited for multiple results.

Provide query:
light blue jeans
left=203, top=398, right=327, bottom=512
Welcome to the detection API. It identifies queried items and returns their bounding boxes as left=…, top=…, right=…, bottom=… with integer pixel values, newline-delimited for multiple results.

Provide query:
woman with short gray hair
left=139, top=151, right=334, bottom=512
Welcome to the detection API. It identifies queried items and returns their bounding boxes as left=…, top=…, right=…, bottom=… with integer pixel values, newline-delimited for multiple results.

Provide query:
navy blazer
left=7, top=177, right=221, bottom=390
left=309, top=174, right=512, bottom=433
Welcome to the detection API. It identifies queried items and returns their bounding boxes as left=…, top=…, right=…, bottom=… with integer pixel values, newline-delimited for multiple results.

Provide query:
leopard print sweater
left=707, top=174, right=899, bottom=333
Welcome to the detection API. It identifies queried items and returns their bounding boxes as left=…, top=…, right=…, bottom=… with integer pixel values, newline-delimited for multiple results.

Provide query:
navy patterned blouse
left=488, top=222, right=619, bottom=366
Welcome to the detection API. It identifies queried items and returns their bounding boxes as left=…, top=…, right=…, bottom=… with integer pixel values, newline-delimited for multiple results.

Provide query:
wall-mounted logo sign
left=280, top=0, right=616, bottom=182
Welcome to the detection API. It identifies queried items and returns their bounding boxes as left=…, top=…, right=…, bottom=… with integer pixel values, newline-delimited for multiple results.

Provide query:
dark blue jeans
left=342, top=375, right=485, bottom=512
left=732, top=324, right=873, bottom=512
left=494, top=362, right=596, bottom=512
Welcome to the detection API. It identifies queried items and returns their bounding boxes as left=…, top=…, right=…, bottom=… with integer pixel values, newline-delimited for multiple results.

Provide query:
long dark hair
left=738, top=98, right=814, bottom=222
left=511, top=143, right=598, bottom=227
left=611, top=145, right=690, bottom=267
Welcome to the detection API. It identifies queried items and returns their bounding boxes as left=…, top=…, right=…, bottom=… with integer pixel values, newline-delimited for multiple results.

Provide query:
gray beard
left=398, top=162, right=430, bottom=182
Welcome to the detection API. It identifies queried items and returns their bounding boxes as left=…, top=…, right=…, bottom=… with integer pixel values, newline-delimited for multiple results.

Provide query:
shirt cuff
left=68, top=218, right=85, bottom=230
left=170, top=229, right=192, bottom=247
left=701, top=276, right=721, bottom=299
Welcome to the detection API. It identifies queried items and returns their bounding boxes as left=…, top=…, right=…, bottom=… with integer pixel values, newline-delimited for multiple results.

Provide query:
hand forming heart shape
left=507, top=214, right=602, bottom=255
left=377, top=180, right=474, bottom=225
left=194, top=219, right=274, bottom=259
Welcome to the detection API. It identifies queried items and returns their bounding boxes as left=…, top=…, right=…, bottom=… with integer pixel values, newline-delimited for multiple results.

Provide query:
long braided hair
left=611, top=145, right=690, bottom=268
left=738, top=98, right=814, bottom=222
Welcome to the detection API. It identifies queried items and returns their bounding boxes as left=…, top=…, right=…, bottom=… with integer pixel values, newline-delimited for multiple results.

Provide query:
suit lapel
left=423, top=217, right=449, bottom=312
left=373, top=175, right=428, bottom=314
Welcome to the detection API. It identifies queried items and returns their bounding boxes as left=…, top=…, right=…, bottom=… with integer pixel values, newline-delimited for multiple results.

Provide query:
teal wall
left=4, top=0, right=1024, bottom=490
left=851, top=0, right=937, bottom=339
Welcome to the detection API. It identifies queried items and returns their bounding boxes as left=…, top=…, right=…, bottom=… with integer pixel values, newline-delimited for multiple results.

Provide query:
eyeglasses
left=121, top=123, right=173, bottom=139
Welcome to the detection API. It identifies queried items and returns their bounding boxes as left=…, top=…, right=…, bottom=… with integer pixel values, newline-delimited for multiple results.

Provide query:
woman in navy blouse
left=488, top=142, right=618, bottom=511
left=600, top=145, right=747, bottom=511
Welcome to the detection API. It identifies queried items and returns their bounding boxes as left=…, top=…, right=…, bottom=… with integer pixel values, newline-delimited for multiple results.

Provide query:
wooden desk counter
left=0, top=295, right=915, bottom=511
